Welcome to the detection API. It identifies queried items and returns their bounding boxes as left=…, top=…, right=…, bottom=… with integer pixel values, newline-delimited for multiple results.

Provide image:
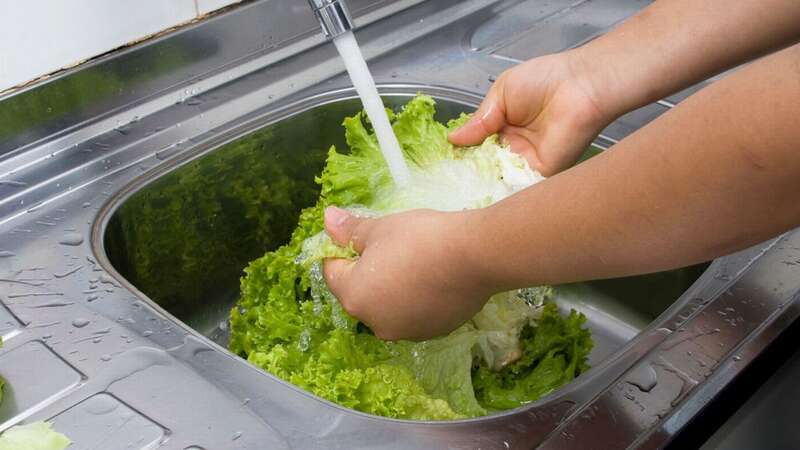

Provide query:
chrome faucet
left=307, top=0, right=354, bottom=39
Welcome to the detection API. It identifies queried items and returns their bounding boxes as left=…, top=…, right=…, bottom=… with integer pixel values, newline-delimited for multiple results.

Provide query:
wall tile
left=196, top=0, right=241, bottom=16
left=0, top=0, right=196, bottom=91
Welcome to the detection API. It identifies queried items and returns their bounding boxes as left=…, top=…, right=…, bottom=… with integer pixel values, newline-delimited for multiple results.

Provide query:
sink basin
left=101, top=87, right=708, bottom=415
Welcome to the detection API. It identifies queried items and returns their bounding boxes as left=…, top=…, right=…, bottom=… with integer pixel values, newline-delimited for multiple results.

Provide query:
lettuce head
left=229, top=94, right=592, bottom=419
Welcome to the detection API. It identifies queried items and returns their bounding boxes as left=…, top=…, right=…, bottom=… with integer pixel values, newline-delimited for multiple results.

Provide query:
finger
left=324, top=206, right=371, bottom=253
left=323, top=258, right=359, bottom=313
left=448, top=82, right=507, bottom=146
left=501, top=129, right=544, bottom=171
left=534, top=121, right=591, bottom=176
left=501, top=123, right=587, bottom=177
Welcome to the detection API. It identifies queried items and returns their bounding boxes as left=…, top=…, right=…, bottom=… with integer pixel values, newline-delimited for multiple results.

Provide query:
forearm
left=572, top=0, right=800, bottom=119
left=469, top=44, right=800, bottom=290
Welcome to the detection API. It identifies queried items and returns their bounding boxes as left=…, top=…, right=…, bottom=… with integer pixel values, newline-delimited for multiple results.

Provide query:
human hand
left=449, top=51, right=613, bottom=176
left=322, top=206, right=493, bottom=341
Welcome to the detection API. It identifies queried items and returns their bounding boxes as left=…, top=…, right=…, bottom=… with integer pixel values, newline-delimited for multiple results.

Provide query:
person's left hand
left=322, top=206, right=493, bottom=341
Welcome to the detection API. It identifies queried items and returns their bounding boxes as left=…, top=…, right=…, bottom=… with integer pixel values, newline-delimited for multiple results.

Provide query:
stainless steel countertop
left=1, top=1, right=799, bottom=449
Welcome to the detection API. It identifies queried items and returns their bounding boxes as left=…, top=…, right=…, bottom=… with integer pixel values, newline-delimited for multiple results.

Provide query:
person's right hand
left=449, top=51, right=614, bottom=176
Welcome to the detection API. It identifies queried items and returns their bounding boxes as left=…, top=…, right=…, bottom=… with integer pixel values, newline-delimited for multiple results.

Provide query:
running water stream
left=332, top=31, right=411, bottom=185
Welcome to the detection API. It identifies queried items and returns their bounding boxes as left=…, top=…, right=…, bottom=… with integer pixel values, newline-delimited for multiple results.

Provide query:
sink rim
left=89, top=82, right=712, bottom=425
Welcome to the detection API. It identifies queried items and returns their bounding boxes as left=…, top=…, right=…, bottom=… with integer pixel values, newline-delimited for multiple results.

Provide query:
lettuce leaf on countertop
left=0, top=422, right=71, bottom=450
left=229, top=94, right=593, bottom=419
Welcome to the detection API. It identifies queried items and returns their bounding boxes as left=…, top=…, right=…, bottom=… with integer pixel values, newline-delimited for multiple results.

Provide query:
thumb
left=323, top=206, right=363, bottom=311
left=324, top=206, right=369, bottom=253
left=448, top=84, right=506, bottom=146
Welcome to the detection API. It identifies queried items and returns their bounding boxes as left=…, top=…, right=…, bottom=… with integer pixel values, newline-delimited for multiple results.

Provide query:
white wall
left=0, top=0, right=241, bottom=92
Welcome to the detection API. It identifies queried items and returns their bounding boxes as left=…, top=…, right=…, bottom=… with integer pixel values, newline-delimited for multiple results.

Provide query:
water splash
left=308, top=261, right=353, bottom=330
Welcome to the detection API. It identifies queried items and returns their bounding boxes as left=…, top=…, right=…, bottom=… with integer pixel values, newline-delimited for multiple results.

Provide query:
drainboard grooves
left=0, top=340, right=83, bottom=429
left=50, top=393, right=165, bottom=450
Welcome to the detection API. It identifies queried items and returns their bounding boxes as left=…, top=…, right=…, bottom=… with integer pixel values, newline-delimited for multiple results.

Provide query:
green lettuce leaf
left=0, top=422, right=71, bottom=450
left=230, top=94, right=592, bottom=419
left=473, top=303, right=593, bottom=410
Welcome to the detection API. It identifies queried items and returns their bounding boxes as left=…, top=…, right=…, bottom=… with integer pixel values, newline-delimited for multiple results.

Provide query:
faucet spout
left=308, top=0, right=353, bottom=39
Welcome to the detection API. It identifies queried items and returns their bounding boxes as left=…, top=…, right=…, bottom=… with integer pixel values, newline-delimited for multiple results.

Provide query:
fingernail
left=325, top=206, right=349, bottom=226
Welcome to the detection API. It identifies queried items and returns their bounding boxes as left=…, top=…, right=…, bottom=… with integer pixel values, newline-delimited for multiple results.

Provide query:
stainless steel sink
left=101, top=89, right=708, bottom=372
left=2, top=1, right=800, bottom=449
left=91, top=87, right=724, bottom=449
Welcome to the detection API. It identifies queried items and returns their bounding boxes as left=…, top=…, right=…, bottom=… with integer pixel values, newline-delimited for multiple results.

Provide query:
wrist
left=450, top=207, right=513, bottom=296
left=565, top=46, right=636, bottom=124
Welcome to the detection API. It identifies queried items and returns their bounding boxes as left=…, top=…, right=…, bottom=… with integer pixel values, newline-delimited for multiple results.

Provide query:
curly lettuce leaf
left=473, top=303, right=593, bottom=410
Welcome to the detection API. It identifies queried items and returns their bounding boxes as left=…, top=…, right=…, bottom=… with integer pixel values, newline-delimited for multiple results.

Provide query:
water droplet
left=0, top=180, right=26, bottom=187
left=86, top=395, right=120, bottom=415
left=142, top=330, right=153, bottom=337
left=99, top=273, right=121, bottom=288
left=54, top=265, right=83, bottom=278
left=625, top=364, right=658, bottom=393
left=232, top=431, right=242, bottom=441
left=733, top=355, right=742, bottom=361
left=100, top=354, right=112, bottom=362
left=58, top=232, right=84, bottom=246
left=298, top=329, right=311, bottom=351
left=72, top=318, right=90, bottom=328
left=26, top=202, right=44, bottom=213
